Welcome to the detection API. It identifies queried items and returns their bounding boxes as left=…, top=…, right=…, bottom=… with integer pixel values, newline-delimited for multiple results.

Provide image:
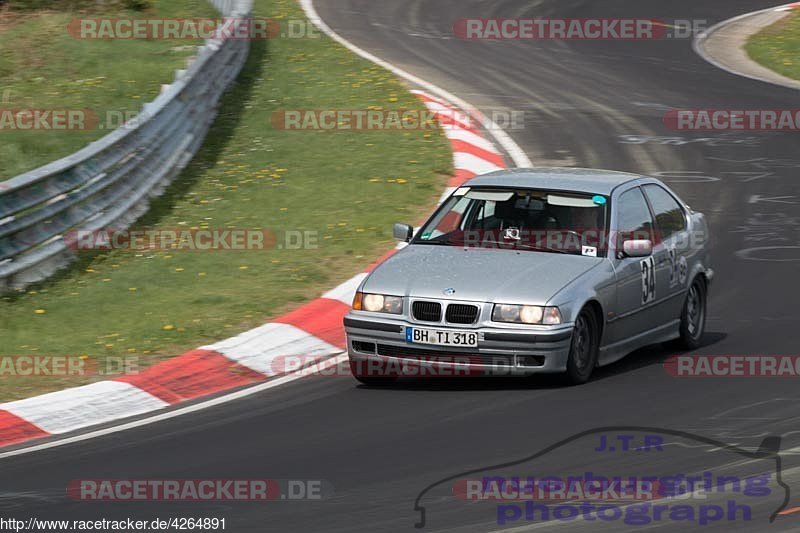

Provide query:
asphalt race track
left=2, top=1, right=800, bottom=531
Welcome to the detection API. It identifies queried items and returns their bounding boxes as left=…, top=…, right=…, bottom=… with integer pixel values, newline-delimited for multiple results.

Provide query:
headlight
left=353, top=291, right=403, bottom=314
left=492, top=304, right=562, bottom=325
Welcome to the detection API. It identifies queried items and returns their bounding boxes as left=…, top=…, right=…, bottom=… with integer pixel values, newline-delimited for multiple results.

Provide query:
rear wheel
left=349, top=358, right=397, bottom=387
left=674, top=277, right=706, bottom=350
left=563, top=308, right=599, bottom=385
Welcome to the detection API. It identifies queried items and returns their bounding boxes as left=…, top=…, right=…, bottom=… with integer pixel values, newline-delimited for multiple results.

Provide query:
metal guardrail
left=0, top=0, right=254, bottom=291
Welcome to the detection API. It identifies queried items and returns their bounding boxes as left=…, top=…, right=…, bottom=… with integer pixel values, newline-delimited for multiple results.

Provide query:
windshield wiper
left=478, top=239, right=573, bottom=254
left=414, top=238, right=454, bottom=246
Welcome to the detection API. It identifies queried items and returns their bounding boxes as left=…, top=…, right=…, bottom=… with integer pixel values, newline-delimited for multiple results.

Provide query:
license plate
left=405, top=327, right=478, bottom=347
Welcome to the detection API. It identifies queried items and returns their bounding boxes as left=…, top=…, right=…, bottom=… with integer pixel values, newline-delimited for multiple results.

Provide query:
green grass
left=0, top=0, right=219, bottom=179
left=0, top=0, right=453, bottom=401
left=746, top=10, right=800, bottom=80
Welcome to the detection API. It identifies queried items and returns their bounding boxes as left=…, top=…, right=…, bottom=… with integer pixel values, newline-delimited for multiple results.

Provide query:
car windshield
left=414, top=187, right=609, bottom=256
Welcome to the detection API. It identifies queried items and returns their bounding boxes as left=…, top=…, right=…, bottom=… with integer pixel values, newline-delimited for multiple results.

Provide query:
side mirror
left=622, top=239, right=653, bottom=258
left=393, top=223, right=413, bottom=243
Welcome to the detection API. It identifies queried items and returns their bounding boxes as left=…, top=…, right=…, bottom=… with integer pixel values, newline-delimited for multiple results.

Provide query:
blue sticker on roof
left=592, top=195, right=607, bottom=205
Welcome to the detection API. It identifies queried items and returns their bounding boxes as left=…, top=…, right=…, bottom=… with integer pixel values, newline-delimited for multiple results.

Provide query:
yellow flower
left=34, top=309, right=46, bottom=314
left=163, top=325, right=174, bottom=331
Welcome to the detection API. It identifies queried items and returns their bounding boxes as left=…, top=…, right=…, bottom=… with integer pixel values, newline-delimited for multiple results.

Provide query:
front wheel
left=674, top=277, right=707, bottom=350
left=563, top=308, right=599, bottom=385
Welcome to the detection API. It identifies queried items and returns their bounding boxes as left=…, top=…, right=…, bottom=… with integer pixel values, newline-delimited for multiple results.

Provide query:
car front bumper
left=344, top=313, right=574, bottom=377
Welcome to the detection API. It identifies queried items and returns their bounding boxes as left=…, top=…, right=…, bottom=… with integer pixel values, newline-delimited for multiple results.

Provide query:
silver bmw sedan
left=344, top=168, right=713, bottom=385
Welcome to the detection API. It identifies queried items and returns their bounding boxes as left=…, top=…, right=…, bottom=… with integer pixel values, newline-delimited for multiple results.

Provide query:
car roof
left=463, top=167, right=643, bottom=196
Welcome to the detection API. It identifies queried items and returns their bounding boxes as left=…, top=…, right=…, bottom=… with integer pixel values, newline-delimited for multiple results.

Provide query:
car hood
left=362, top=245, right=603, bottom=305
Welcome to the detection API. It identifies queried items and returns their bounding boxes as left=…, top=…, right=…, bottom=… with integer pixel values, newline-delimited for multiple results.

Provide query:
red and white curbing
left=776, top=3, right=800, bottom=11
left=0, top=92, right=508, bottom=449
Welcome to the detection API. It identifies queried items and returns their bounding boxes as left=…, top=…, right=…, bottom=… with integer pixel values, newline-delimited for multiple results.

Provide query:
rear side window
left=643, top=184, right=686, bottom=241
left=617, top=188, right=654, bottom=242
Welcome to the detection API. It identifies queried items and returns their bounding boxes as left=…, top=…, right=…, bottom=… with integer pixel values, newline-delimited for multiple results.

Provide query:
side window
left=617, top=188, right=654, bottom=245
left=643, top=184, right=686, bottom=241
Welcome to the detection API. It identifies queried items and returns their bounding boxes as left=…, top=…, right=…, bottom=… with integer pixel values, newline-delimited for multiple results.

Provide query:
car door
left=609, top=186, right=659, bottom=343
left=642, top=183, right=691, bottom=320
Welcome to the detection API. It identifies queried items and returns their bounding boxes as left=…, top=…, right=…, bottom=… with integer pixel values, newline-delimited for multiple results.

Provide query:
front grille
left=376, top=344, right=513, bottom=367
left=446, top=304, right=479, bottom=324
left=412, top=300, right=442, bottom=322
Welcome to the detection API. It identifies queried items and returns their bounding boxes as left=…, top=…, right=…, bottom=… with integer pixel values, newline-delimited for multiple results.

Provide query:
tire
left=349, top=358, right=397, bottom=387
left=674, top=277, right=707, bottom=350
left=563, top=308, right=600, bottom=385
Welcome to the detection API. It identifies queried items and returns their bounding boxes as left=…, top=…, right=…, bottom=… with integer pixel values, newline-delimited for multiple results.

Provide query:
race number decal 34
left=641, top=256, right=656, bottom=304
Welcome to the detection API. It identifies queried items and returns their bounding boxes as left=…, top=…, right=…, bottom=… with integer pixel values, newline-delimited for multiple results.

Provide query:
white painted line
left=0, top=354, right=349, bottom=460
left=201, top=322, right=341, bottom=376
left=454, top=152, right=504, bottom=175
left=409, top=89, right=449, bottom=108
left=1, top=381, right=168, bottom=435
left=299, top=0, right=532, bottom=168
left=442, top=128, right=502, bottom=154
left=416, top=100, right=474, bottom=129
